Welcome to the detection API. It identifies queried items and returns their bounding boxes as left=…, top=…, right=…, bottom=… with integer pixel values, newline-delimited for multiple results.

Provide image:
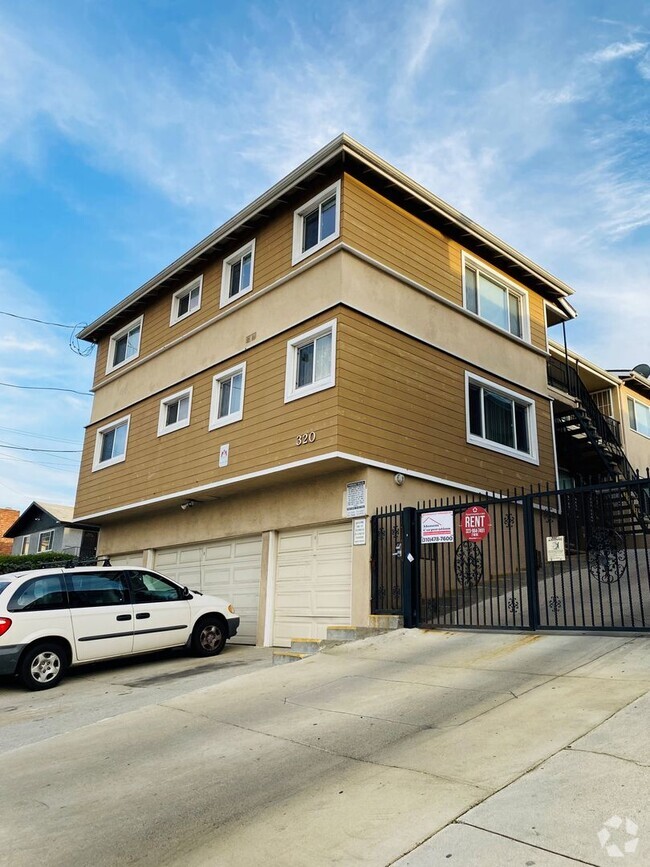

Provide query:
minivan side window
left=8, top=575, right=67, bottom=612
left=65, top=572, right=130, bottom=608
left=127, top=571, right=182, bottom=604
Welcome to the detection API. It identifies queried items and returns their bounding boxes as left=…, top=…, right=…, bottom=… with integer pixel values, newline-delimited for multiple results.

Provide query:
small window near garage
left=209, top=363, right=246, bottom=430
left=20, top=536, right=30, bottom=555
left=158, top=388, right=192, bottom=437
left=466, top=373, right=538, bottom=464
left=106, top=316, right=143, bottom=373
left=38, top=530, right=54, bottom=553
left=292, top=181, right=340, bottom=265
left=284, top=320, right=336, bottom=403
left=221, top=241, right=255, bottom=307
left=170, top=277, right=202, bottom=325
left=93, top=416, right=130, bottom=471
left=628, top=396, right=650, bottom=437
left=463, top=256, right=528, bottom=341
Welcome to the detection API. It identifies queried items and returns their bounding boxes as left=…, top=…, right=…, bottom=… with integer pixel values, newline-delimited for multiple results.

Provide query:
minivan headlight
left=227, top=604, right=235, bottom=614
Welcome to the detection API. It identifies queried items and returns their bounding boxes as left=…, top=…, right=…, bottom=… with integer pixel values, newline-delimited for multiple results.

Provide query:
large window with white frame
left=106, top=316, right=143, bottom=373
left=284, top=319, right=336, bottom=403
left=221, top=240, right=255, bottom=307
left=158, top=387, right=193, bottom=436
left=292, top=181, right=340, bottom=265
left=93, top=416, right=130, bottom=471
left=209, top=363, right=246, bottom=430
left=628, top=396, right=650, bottom=438
left=463, top=256, right=528, bottom=340
left=170, top=276, right=202, bottom=325
left=466, top=373, right=538, bottom=463
left=38, top=530, right=54, bottom=553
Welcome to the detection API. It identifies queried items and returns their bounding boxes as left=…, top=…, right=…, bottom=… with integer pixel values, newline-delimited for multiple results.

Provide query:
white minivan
left=0, top=566, right=240, bottom=690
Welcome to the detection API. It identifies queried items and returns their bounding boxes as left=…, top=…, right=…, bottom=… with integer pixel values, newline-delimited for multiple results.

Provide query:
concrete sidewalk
left=1, top=629, right=648, bottom=866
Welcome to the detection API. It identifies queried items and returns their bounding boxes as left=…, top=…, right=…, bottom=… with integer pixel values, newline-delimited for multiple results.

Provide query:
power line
left=0, top=382, right=91, bottom=396
left=0, top=443, right=82, bottom=454
left=0, top=451, right=80, bottom=472
left=0, top=309, right=78, bottom=329
left=0, top=426, right=82, bottom=445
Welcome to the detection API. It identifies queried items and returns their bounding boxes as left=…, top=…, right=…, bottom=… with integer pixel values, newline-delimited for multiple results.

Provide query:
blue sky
left=0, top=0, right=649, bottom=511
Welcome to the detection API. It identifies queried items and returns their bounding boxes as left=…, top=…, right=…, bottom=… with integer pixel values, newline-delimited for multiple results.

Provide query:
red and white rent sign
left=461, top=506, right=491, bottom=541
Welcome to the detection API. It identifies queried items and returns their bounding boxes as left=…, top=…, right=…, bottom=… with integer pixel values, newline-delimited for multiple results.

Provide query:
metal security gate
left=371, top=475, right=650, bottom=633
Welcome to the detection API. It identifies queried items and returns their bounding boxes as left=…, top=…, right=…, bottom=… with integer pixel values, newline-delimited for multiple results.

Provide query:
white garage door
left=273, top=523, right=352, bottom=647
left=109, top=552, right=143, bottom=567
left=154, top=537, right=262, bottom=645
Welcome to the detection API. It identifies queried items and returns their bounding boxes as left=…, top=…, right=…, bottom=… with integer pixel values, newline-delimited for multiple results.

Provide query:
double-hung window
left=158, top=388, right=192, bottom=436
left=285, top=320, right=336, bottom=402
left=466, top=373, right=538, bottom=463
left=628, top=397, right=650, bottom=437
left=221, top=241, right=255, bottom=307
left=93, top=416, right=130, bottom=470
left=292, top=181, right=340, bottom=265
left=171, top=277, right=202, bottom=324
left=38, top=531, right=54, bottom=553
left=209, top=363, right=246, bottom=429
left=107, top=316, right=143, bottom=373
left=463, top=257, right=527, bottom=340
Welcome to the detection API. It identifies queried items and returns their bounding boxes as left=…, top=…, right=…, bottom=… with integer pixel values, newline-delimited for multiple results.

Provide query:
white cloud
left=590, top=40, right=647, bottom=63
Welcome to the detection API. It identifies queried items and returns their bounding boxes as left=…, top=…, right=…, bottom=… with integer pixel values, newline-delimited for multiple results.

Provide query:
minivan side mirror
left=181, top=586, right=192, bottom=599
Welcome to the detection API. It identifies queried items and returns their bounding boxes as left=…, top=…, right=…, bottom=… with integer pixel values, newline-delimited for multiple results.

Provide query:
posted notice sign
left=421, top=511, right=454, bottom=544
left=461, top=506, right=491, bottom=542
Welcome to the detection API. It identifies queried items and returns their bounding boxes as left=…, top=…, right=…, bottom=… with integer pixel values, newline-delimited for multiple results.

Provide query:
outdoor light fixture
left=394, top=473, right=405, bottom=486
left=180, top=499, right=197, bottom=511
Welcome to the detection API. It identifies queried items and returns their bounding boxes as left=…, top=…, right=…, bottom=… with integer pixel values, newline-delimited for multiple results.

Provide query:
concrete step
left=290, top=638, right=342, bottom=654
left=272, top=650, right=310, bottom=666
left=325, top=625, right=389, bottom=642
left=369, top=614, right=404, bottom=630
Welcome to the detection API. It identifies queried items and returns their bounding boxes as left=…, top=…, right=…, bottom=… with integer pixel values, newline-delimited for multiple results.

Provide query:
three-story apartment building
left=74, top=135, right=579, bottom=646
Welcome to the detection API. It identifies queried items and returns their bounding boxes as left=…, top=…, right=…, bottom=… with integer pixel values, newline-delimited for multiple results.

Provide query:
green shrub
left=0, top=551, right=77, bottom=576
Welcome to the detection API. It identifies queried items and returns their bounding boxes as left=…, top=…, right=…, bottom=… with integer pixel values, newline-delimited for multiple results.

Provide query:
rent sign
left=461, top=506, right=491, bottom=541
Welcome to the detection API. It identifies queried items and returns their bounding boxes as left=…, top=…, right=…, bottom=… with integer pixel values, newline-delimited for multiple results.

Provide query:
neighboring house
left=5, top=502, right=99, bottom=560
left=0, top=508, right=20, bottom=555
left=74, top=133, right=638, bottom=647
left=547, top=343, right=650, bottom=486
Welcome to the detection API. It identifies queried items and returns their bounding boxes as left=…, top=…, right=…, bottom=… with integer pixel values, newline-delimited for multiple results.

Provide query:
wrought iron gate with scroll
left=371, top=476, right=650, bottom=632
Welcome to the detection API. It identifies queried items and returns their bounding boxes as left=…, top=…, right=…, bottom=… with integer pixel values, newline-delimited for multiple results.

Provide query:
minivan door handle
left=136, top=612, right=150, bottom=619
left=116, top=614, right=132, bottom=622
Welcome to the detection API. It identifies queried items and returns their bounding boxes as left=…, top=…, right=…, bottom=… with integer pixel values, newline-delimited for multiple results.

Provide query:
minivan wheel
left=191, top=617, right=227, bottom=657
left=18, top=642, right=67, bottom=690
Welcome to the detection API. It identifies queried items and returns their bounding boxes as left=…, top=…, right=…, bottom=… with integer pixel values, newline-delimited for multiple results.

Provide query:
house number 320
left=296, top=431, right=317, bottom=446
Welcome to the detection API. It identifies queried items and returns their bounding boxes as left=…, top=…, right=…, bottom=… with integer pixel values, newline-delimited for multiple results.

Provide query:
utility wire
left=0, top=443, right=82, bottom=454
left=0, top=426, right=82, bottom=445
left=0, top=381, right=91, bottom=396
left=0, top=310, right=77, bottom=328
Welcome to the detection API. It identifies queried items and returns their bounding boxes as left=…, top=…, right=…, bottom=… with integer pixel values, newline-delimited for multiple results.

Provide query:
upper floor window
left=628, top=396, right=650, bottom=438
left=466, top=373, right=538, bottom=464
left=285, top=320, right=336, bottom=403
left=209, top=363, right=246, bottom=429
left=107, top=316, right=143, bottom=373
left=171, top=277, right=202, bottom=325
left=292, top=181, right=341, bottom=265
left=221, top=241, right=255, bottom=307
left=158, top=388, right=192, bottom=437
left=593, top=389, right=614, bottom=418
left=463, top=256, right=528, bottom=341
left=93, top=416, right=130, bottom=471
left=38, top=530, right=54, bottom=553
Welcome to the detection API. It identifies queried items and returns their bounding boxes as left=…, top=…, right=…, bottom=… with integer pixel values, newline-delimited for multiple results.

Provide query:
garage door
left=109, top=552, right=143, bottom=567
left=273, top=523, right=352, bottom=647
left=154, top=537, right=262, bottom=645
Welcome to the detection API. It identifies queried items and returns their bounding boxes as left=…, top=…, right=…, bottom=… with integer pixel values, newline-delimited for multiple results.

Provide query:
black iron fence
left=371, top=474, right=650, bottom=632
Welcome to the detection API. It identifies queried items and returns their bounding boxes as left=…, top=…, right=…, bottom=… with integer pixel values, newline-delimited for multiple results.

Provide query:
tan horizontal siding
left=336, top=308, right=556, bottom=493
left=341, top=174, right=548, bottom=352
left=76, top=310, right=342, bottom=516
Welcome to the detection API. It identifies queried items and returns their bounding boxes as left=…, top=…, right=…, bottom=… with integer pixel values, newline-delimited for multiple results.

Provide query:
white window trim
left=157, top=387, right=193, bottom=437
left=461, top=252, right=531, bottom=344
left=38, top=530, right=54, bottom=552
left=628, top=396, right=650, bottom=440
left=209, top=362, right=247, bottom=430
left=92, top=415, right=131, bottom=471
left=465, top=372, right=539, bottom=465
left=220, top=240, right=256, bottom=308
left=170, top=276, right=203, bottom=326
left=291, top=180, right=341, bottom=266
left=106, top=315, right=144, bottom=373
left=284, top=319, right=337, bottom=404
